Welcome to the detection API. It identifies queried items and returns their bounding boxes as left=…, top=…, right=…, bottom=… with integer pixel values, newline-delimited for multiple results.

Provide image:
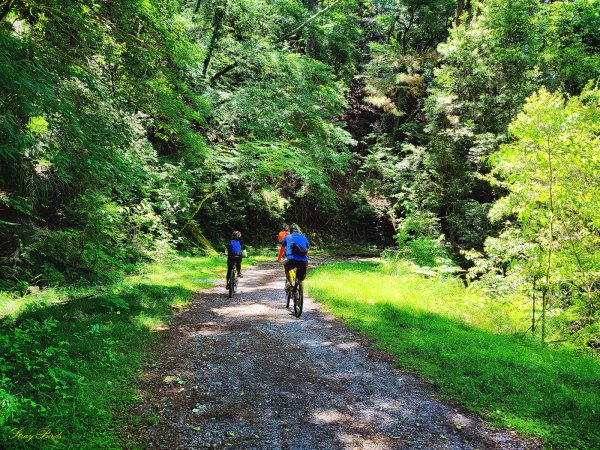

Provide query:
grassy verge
left=306, top=261, right=600, bottom=449
left=0, top=254, right=265, bottom=449
left=309, top=245, right=383, bottom=256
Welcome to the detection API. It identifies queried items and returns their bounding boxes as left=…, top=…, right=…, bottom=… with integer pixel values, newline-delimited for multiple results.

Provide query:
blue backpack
left=227, top=239, right=242, bottom=256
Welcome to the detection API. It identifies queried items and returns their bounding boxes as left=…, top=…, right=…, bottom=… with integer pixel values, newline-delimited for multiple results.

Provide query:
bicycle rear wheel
left=293, top=280, right=303, bottom=318
left=228, top=269, right=236, bottom=298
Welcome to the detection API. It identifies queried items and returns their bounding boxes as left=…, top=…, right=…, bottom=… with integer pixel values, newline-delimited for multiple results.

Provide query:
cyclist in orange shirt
left=277, top=223, right=290, bottom=244
left=277, top=223, right=290, bottom=287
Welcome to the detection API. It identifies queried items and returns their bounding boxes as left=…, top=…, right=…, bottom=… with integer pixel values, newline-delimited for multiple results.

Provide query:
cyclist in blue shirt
left=226, top=231, right=244, bottom=290
left=277, top=223, right=309, bottom=290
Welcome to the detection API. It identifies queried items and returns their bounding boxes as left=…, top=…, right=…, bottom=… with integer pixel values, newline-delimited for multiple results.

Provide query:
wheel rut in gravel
left=133, top=259, right=539, bottom=449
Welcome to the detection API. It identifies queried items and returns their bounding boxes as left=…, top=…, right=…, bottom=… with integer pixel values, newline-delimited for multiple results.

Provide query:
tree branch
left=202, top=1, right=227, bottom=78
left=193, top=0, right=202, bottom=15
left=283, top=0, right=341, bottom=41
left=0, top=0, right=15, bottom=22
left=210, top=61, right=238, bottom=85
left=208, top=0, right=341, bottom=84
left=180, top=189, right=217, bottom=233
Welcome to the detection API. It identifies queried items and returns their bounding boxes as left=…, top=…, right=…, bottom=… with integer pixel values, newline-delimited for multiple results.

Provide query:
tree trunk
left=181, top=190, right=217, bottom=233
left=466, top=0, right=474, bottom=23
left=399, top=7, right=418, bottom=55
left=454, top=0, right=475, bottom=27
left=202, top=1, right=227, bottom=78
left=473, top=0, right=482, bottom=21
left=0, top=0, right=15, bottom=22
left=188, top=222, right=218, bottom=255
left=531, top=277, right=537, bottom=335
left=541, top=287, right=547, bottom=342
left=306, top=0, right=318, bottom=56
left=454, top=0, right=465, bottom=27
left=542, top=135, right=555, bottom=343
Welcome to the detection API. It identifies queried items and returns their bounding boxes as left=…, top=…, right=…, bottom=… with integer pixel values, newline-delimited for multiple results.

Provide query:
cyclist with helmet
left=278, top=223, right=309, bottom=290
left=226, top=231, right=244, bottom=290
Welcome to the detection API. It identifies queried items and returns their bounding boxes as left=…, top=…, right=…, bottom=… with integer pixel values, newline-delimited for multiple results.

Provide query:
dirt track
left=132, top=259, right=538, bottom=449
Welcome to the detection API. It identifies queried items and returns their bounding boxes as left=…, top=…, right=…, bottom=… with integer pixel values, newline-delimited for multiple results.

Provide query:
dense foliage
left=0, top=255, right=243, bottom=449
left=353, top=0, right=599, bottom=350
left=480, top=85, right=600, bottom=348
left=1, top=1, right=599, bottom=447
left=0, top=0, right=377, bottom=290
left=1, top=1, right=598, bottom=345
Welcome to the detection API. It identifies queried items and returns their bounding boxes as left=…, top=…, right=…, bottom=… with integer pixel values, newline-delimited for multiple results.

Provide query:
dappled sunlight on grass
left=0, top=255, right=227, bottom=449
left=307, top=261, right=600, bottom=449
left=0, top=285, right=94, bottom=321
left=133, top=313, right=168, bottom=331
left=308, top=261, right=528, bottom=335
left=0, top=255, right=235, bottom=322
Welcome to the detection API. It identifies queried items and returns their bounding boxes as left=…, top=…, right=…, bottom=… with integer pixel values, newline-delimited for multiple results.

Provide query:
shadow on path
left=132, top=261, right=537, bottom=449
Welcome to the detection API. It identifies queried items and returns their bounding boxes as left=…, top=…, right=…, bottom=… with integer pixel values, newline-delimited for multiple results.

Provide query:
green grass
left=0, top=254, right=262, bottom=449
left=306, top=261, right=600, bottom=449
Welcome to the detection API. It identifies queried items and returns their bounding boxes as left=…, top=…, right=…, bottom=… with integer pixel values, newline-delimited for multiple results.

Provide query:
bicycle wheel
left=228, top=268, right=235, bottom=298
left=286, top=269, right=295, bottom=309
left=293, top=280, right=303, bottom=318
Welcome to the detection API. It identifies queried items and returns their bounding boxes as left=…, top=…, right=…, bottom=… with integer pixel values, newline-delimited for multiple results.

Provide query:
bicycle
left=286, top=268, right=303, bottom=318
left=227, top=265, right=238, bottom=298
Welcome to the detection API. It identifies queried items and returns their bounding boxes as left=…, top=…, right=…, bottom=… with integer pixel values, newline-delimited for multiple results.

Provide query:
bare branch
left=283, top=0, right=341, bottom=41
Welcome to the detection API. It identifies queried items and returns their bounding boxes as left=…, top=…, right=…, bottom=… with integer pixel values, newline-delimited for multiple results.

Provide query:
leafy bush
left=479, top=84, right=600, bottom=347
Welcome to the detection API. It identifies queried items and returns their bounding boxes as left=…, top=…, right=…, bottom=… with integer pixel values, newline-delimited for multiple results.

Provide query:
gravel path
left=133, top=259, right=538, bottom=449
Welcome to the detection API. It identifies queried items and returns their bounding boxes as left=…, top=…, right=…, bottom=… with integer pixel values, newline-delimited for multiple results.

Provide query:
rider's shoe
left=226, top=283, right=230, bottom=290
left=238, top=273, right=243, bottom=278
left=284, top=281, right=292, bottom=292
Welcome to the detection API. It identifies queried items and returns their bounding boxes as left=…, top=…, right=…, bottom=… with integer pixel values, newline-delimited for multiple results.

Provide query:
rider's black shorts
left=284, top=259, right=308, bottom=281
